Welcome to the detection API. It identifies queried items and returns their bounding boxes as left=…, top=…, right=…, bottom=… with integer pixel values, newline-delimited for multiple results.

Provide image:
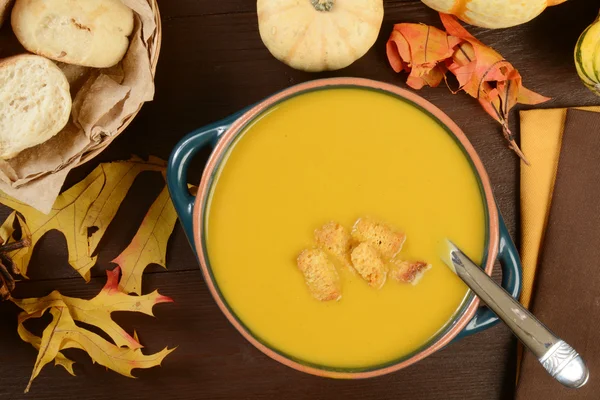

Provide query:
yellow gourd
left=575, top=13, right=600, bottom=96
left=421, top=0, right=567, bottom=29
left=257, top=0, right=384, bottom=72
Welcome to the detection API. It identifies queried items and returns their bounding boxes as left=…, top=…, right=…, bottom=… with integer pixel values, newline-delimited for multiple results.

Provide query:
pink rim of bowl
left=192, top=77, right=499, bottom=379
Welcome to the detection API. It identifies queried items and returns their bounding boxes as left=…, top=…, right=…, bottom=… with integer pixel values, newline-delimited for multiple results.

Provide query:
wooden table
left=1, top=1, right=598, bottom=399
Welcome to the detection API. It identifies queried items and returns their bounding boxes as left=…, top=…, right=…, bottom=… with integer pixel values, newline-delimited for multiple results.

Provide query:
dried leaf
left=0, top=212, right=18, bottom=298
left=23, top=307, right=173, bottom=393
left=0, top=167, right=103, bottom=279
left=82, top=156, right=165, bottom=257
left=386, top=14, right=551, bottom=163
left=0, top=211, right=17, bottom=244
left=113, top=186, right=178, bottom=295
left=12, top=267, right=174, bottom=393
left=440, top=13, right=550, bottom=163
left=1, top=212, right=31, bottom=276
left=12, top=267, right=172, bottom=349
left=0, top=157, right=166, bottom=281
left=16, top=308, right=79, bottom=377
left=0, top=212, right=31, bottom=299
left=1, top=156, right=178, bottom=391
left=387, top=23, right=461, bottom=89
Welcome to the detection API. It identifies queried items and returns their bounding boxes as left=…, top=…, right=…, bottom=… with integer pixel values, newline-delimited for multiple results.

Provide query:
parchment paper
left=0, top=0, right=157, bottom=213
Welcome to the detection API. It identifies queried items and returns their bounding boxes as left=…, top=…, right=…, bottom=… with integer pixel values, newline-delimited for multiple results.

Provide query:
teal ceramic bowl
left=166, top=77, right=522, bottom=378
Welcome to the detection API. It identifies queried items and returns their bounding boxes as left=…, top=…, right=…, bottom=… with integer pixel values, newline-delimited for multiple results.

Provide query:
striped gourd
left=575, top=14, right=600, bottom=96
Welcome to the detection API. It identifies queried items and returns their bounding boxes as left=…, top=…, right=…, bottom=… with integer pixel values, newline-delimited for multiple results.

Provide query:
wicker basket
left=76, top=0, right=162, bottom=166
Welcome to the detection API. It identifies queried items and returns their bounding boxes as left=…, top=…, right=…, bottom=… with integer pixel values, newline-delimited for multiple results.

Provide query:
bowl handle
left=455, top=211, right=523, bottom=339
left=167, top=111, right=247, bottom=253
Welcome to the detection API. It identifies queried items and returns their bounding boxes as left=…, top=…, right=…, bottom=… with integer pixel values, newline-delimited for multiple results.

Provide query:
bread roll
left=0, top=0, right=14, bottom=27
left=0, top=54, right=71, bottom=159
left=11, top=0, right=134, bottom=68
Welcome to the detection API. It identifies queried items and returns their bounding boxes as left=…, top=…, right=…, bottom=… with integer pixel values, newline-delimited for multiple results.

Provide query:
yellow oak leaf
left=1, top=156, right=178, bottom=392
left=113, top=185, right=178, bottom=295
left=0, top=212, right=31, bottom=275
left=0, top=211, right=17, bottom=243
left=12, top=267, right=173, bottom=349
left=0, top=212, right=30, bottom=299
left=16, top=308, right=79, bottom=376
left=0, top=157, right=166, bottom=281
left=0, top=168, right=104, bottom=279
left=12, top=267, right=174, bottom=393
left=82, top=156, right=166, bottom=257
left=23, top=307, right=174, bottom=393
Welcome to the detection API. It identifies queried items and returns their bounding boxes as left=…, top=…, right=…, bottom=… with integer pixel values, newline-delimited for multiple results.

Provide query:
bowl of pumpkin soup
left=166, top=78, right=522, bottom=378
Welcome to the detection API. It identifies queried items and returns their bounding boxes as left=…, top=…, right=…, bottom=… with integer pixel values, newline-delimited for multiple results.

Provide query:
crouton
left=351, top=217, right=406, bottom=260
left=297, top=249, right=342, bottom=301
left=314, top=221, right=353, bottom=270
left=350, top=242, right=387, bottom=289
left=390, top=259, right=432, bottom=285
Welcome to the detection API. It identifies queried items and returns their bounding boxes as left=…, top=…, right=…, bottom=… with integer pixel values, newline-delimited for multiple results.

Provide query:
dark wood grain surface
left=1, top=1, right=599, bottom=399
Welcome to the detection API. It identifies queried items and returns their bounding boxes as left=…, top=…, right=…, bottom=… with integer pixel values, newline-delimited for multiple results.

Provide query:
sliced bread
left=0, top=54, right=71, bottom=159
left=11, top=0, right=134, bottom=68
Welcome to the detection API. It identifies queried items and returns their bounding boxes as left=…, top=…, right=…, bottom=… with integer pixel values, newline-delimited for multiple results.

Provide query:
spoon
left=443, top=240, right=589, bottom=389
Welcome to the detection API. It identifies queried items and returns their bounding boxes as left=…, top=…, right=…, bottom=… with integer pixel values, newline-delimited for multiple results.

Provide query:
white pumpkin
left=257, top=0, right=384, bottom=72
left=421, top=0, right=567, bottom=29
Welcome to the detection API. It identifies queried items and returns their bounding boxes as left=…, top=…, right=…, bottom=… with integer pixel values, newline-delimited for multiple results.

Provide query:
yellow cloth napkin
left=516, top=105, right=600, bottom=382
left=519, top=106, right=600, bottom=308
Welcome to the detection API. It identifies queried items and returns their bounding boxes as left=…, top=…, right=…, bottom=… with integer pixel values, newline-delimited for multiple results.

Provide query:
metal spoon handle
left=446, top=241, right=589, bottom=389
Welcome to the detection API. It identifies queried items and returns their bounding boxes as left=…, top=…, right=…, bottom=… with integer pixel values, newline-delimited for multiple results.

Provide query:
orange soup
left=205, top=88, right=485, bottom=369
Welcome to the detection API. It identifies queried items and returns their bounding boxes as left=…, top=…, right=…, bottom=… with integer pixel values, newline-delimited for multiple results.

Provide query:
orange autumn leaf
left=386, top=14, right=551, bottom=163
left=440, top=13, right=550, bottom=163
left=387, top=23, right=461, bottom=89
left=11, top=267, right=174, bottom=393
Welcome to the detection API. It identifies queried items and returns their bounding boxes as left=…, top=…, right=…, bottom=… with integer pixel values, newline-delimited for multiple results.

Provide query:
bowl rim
left=191, top=77, right=499, bottom=379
